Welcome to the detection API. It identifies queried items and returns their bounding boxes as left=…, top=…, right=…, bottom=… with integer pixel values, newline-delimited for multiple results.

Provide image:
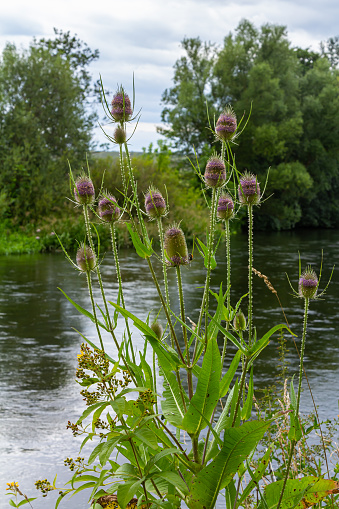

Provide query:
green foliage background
left=159, top=20, right=339, bottom=230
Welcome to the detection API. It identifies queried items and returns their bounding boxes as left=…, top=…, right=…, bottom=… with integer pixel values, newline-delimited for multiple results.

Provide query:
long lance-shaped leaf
left=208, top=283, right=228, bottom=341
left=260, top=477, right=339, bottom=509
left=238, top=446, right=273, bottom=505
left=182, top=337, right=221, bottom=435
left=161, top=368, right=188, bottom=427
left=186, top=420, right=271, bottom=509
left=219, top=350, right=242, bottom=398
left=208, top=314, right=248, bottom=354
left=247, top=324, right=295, bottom=358
left=109, top=303, right=180, bottom=370
left=58, top=288, right=109, bottom=331
left=126, top=222, right=153, bottom=258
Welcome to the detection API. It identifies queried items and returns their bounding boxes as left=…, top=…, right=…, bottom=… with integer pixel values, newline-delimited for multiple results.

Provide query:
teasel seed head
left=238, top=172, right=261, bottom=206
left=299, top=268, right=318, bottom=299
left=217, top=193, right=234, bottom=220
left=145, top=188, right=166, bottom=219
left=164, top=225, right=188, bottom=266
left=98, top=194, right=120, bottom=223
left=74, top=176, right=95, bottom=205
left=151, top=321, right=163, bottom=340
left=215, top=106, right=237, bottom=142
left=76, top=245, right=96, bottom=272
left=113, top=125, right=127, bottom=144
left=233, top=310, right=247, bottom=331
left=204, top=156, right=227, bottom=188
left=111, top=88, right=133, bottom=122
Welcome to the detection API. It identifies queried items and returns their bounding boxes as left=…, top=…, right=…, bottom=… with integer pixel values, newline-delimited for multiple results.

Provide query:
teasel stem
left=152, top=350, right=158, bottom=415
left=110, top=223, right=135, bottom=364
left=83, top=205, right=135, bottom=377
left=196, top=188, right=219, bottom=347
left=157, top=217, right=174, bottom=347
left=146, top=257, right=187, bottom=411
left=276, top=297, right=309, bottom=509
left=123, top=141, right=149, bottom=243
left=119, top=144, right=128, bottom=207
left=221, top=218, right=231, bottom=365
left=86, top=270, right=104, bottom=351
left=248, top=203, right=254, bottom=347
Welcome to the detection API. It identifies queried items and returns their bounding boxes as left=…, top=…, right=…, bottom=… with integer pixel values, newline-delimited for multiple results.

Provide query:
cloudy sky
left=1, top=0, right=338, bottom=151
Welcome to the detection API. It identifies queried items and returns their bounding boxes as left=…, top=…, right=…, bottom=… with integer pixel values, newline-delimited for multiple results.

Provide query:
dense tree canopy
left=0, top=29, right=99, bottom=225
left=159, top=21, right=339, bottom=230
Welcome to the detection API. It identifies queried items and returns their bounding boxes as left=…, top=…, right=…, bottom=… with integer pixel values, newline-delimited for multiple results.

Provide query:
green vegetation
left=159, top=20, right=339, bottom=230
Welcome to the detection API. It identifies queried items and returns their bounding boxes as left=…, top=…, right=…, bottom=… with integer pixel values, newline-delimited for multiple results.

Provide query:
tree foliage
left=0, top=29, right=99, bottom=225
left=160, top=20, right=339, bottom=229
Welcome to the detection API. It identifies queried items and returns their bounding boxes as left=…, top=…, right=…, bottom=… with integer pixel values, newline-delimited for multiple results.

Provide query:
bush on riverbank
left=1, top=144, right=221, bottom=255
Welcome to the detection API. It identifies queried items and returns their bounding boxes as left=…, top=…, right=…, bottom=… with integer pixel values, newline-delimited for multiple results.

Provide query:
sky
left=1, top=0, right=338, bottom=151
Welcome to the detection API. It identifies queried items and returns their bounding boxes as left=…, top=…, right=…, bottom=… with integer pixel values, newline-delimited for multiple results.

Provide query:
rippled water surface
left=0, top=229, right=338, bottom=508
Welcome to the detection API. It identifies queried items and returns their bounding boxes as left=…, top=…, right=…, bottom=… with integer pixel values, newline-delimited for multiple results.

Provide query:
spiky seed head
left=76, top=245, right=96, bottom=272
left=98, top=194, right=120, bottom=223
left=111, top=88, right=133, bottom=122
left=233, top=310, right=247, bottom=331
left=145, top=188, right=166, bottom=218
left=299, top=268, right=318, bottom=299
left=74, top=176, right=95, bottom=205
left=217, top=193, right=234, bottom=220
left=113, top=125, right=127, bottom=144
left=151, top=321, right=163, bottom=340
left=164, top=225, right=188, bottom=266
left=215, top=106, right=237, bottom=142
left=204, top=156, right=226, bottom=188
left=238, top=172, right=261, bottom=206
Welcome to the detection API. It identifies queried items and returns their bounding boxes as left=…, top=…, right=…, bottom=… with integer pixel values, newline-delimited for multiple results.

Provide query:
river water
left=0, top=229, right=338, bottom=508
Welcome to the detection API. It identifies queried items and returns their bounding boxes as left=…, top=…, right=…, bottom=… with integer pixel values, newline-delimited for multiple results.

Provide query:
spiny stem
left=221, top=218, right=231, bottom=365
left=110, top=223, right=135, bottom=364
left=176, top=265, right=193, bottom=402
left=276, top=297, right=309, bottom=509
left=157, top=217, right=174, bottom=348
left=119, top=143, right=128, bottom=204
left=86, top=271, right=104, bottom=350
left=248, top=204, right=254, bottom=347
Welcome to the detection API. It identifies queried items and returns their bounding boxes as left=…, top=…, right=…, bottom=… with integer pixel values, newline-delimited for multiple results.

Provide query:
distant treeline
left=159, top=20, right=339, bottom=230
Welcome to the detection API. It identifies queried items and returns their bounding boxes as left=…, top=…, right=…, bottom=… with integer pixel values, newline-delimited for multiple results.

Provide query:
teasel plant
left=276, top=255, right=334, bottom=509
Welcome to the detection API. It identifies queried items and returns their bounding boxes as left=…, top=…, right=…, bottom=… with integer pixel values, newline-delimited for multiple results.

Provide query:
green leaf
left=208, top=283, right=228, bottom=341
left=187, top=420, right=272, bottom=509
left=196, top=237, right=217, bottom=270
left=134, top=427, right=158, bottom=450
left=220, top=350, right=242, bottom=398
left=144, top=448, right=180, bottom=475
left=17, top=499, right=37, bottom=507
left=260, top=476, right=339, bottom=509
left=161, top=369, right=187, bottom=427
left=239, top=446, right=272, bottom=504
left=58, top=288, right=109, bottom=331
left=290, top=375, right=297, bottom=411
left=242, top=366, right=254, bottom=420
left=117, top=479, right=143, bottom=509
left=182, top=337, right=221, bottom=435
left=153, top=471, right=189, bottom=496
left=92, top=401, right=110, bottom=432
left=207, top=315, right=248, bottom=354
left=77, top=402, right=108, bottom=425
left=248, top=324, right=294, bottom=358
left=288, top=412, right=302, bottom=441
left=126, top=222, right=153, bottom=258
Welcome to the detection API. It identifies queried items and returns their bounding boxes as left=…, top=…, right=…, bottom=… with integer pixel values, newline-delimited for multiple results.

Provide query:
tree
left=0, top=29, right=99, bottom=224
left=160, top=20, right=339, bottom=230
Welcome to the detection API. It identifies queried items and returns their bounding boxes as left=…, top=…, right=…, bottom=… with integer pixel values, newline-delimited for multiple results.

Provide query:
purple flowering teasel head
left=215, top=106, right=237, bottom=142
left=238, top=172, right=261, bottom=206
left=299, top=268, right=318, bottom=299
left=98, top=194, right=120, bottom=223
left=164, top=224, right=189, bottom=267
left=74, top=176, right=95, bottom=205
left=204, top=156, right=227, bottom=188
left=76, top=244, right=96, bottom=272
left=111, top=87, right=133, bottom=122
left=145, top=188, right=167, bottom=219
left=217, top=193, right=234, bottom=220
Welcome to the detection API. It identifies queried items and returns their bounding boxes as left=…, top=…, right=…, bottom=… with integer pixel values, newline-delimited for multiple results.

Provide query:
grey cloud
left=0, top=17, right=42, bottom=36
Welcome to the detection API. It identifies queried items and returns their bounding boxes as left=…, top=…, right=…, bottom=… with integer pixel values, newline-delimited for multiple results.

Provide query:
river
left=0, top=229, right=338, bottom=508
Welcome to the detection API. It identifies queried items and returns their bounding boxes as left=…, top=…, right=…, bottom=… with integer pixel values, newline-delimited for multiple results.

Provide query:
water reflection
left=0, top=230, right=338, bottom=508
